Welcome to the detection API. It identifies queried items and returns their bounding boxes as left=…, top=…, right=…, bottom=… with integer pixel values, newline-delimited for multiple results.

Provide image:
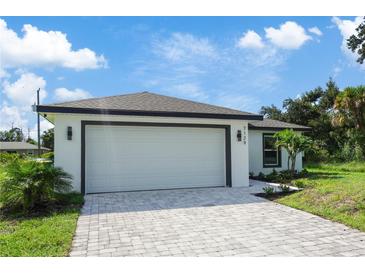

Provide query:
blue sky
left=0, top=16, right=364, bottom=138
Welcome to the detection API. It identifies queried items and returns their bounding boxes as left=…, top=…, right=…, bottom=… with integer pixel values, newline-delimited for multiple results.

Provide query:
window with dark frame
left=263, top=133, right=281, bottom=167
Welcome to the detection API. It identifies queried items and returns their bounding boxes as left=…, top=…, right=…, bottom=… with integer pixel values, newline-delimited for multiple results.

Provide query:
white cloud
left=169, top=83, right=208, bottom=101
left=0, top=18, right=106, bottom=70
left=332, top=16, right=364, bottom=67
left=29, top=120, right=54, bottom=140
left=0, top=103, right=28, bottom=131
left=265, top=21, right=312, bottom=49
left=54, top=87, right=92, bottom=102
left=0, top=72, right=50, bottom=133
left=308, top=27, right=323, bottom=36
left=332, top=16, right=362, bottom=41
left=0, top=68, right=9, bottom=79
left=241, top=47, right=283, bottom=68
left=153, top=32, right=216, bottom=62
left=237, top=30, right=265, bottom=49
left=332, top=66, right=342, bottom=78
left=136, top=29, right=293, bottom=111
left=2, top=72, right=47, bottom=109
left=0, top=101, right=54, bottom=139
left=214, top=94, right=260, bottom=113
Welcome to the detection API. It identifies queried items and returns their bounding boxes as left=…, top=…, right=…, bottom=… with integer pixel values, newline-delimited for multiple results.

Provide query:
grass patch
left=274, top=162, right=365, bottom=232
left=0, top=174, right=83, bottom=257
left=306, top=161, right=365, bottom=173
left=0, top=157, right=83, bottom=256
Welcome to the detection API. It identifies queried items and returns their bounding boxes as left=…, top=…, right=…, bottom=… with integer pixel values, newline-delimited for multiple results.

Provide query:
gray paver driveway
left=70, top=181, right=365, bottom=257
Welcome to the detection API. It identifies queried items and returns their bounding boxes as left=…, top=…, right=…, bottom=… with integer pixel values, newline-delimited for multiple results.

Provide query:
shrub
left=257, top=172, right=266, bottom=181
left=249, top=171, right=254, bottom=178
left=305, top=147, right=330, bottom=163
left=298, top=168, right=309, bottom=178
left=279, top=170, right=294, bottom=180
left=265, top=169, right=278, bottom=182
left=0, top=158, right=72, bottom=212
left=0, top=153, right=21, bottom=164
left=294, top=180, right=305, bottom=189
left=40, top=151, right=54, bottom=161
left=262, top=186, right=275, bottom=195
left=279, top=184, right=290, bottom=193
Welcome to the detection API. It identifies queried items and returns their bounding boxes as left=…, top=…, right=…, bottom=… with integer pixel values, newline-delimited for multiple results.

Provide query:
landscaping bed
left=256, top=162, right=365, bottom=232
left=255, top=191, right=294, bottom=200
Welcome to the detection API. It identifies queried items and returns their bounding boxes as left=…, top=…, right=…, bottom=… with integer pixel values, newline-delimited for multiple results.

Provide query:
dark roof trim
left=37, top=105, right=263, bottom=121
left=248, top=125, right=311, bottom=132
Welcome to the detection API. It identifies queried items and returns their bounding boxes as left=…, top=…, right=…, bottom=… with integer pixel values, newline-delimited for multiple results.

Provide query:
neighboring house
left=37, top=92, right=309, bottom=194
left=0, top=142, right=51, bottom=155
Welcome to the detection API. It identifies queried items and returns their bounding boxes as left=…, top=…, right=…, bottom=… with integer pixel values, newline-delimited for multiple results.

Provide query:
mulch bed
left=254, top=191, right=296, bottom=201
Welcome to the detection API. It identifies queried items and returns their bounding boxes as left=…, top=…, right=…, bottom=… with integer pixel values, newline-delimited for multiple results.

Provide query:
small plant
left=0, top=153, right=21, bottom=164
left=298, top=168, right=308, bottom=178
left=262, top=186, right=275, bottom=195
left=40, top=152, right=54, bottom=161
left=271, top=169, right=278, bottom=176
left=294, top=180, right=305, bottom=189
left=265, top=169, right=278, bottom=182
left=249, top=171, right=255, bottom=178
left=278, top=170, right=294, bottom=180
left=0, top=158, right=72, bottom=212
left=257, top=172, right=266, bottom=180
left=279, top=184, right=290, bottom=193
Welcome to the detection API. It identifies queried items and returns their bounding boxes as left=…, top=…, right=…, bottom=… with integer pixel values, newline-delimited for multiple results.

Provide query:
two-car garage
left=40, top=91, right=258, bottom=194
left=83, top=122, right=230, bottom=194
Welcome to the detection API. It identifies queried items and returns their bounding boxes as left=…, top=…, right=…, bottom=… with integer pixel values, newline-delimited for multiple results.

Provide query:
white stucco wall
left=53, top=113, right=250, bottom=192
left=248, top=130, right=303, bottom=175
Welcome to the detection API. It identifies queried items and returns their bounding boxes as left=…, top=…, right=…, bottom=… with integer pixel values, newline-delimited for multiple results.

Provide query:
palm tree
left=333, top=86, right=365, bottom=141
left=0, top=159, right=72, bottom=212
left=274, top=129, right=313, bottom=175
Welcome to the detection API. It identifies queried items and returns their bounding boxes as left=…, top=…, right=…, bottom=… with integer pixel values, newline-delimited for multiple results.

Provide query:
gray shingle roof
left=38, top=92, right=262, bottom=120
left=0, top=142, right=51, bottom=150
left=248, top=119, right=311, bottom=131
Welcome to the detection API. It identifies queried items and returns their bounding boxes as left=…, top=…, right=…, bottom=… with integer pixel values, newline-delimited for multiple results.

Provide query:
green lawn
left=0, top=165, right=83, bottom=257
left=275, top=162, right=365, bottom=232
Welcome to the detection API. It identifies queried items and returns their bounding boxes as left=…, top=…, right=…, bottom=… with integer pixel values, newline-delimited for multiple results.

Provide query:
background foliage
left=260, top=78, right=365, bottom=162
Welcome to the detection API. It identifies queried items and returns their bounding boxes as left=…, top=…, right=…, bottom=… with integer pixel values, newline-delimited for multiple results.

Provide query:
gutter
left=36, top=105, right=264, bottom=121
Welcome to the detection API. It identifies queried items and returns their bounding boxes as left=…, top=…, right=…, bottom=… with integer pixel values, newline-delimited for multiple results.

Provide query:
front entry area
left=84, top=123, right=228, bottom=194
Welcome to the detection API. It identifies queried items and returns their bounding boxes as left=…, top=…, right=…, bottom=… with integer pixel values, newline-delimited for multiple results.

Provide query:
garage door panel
left=89, top=175, right=224, bottom=193
left=102, top=162, right=224, bottom=177
left=85, top=125, right=226, bottom=193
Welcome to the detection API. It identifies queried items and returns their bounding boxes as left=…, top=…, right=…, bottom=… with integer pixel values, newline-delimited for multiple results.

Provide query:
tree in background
left=282, top=87, right=323, bottom=126
left=347, top=17, right=365, bottom=64
left=26, top=137, right=37, bottom=145
left=41, top=128, right=54, bottom=150
left=259, top=104, right=284, bottom=121
left=260, top=78, right=342, bottom=160
left=274, top=129, right=313, bottom=175
left=333, top=86, right=365, bottom=158
left=0, top=127, right=25, bottom=142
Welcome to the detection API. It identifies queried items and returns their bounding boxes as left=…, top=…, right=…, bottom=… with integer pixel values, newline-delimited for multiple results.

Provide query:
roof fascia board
left=37, top=105, right=263, bottom=121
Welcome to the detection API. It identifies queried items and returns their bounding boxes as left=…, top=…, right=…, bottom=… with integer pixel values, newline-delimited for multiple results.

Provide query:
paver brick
left=70, top=181, right=365, bottom=257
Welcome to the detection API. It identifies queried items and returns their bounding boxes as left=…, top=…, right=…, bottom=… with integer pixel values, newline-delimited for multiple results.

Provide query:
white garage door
left=85, top=125, right=226, bottom=193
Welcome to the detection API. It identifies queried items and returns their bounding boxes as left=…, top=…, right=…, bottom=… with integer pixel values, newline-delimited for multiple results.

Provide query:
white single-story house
left=37, top=92, right=310, bottom=194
